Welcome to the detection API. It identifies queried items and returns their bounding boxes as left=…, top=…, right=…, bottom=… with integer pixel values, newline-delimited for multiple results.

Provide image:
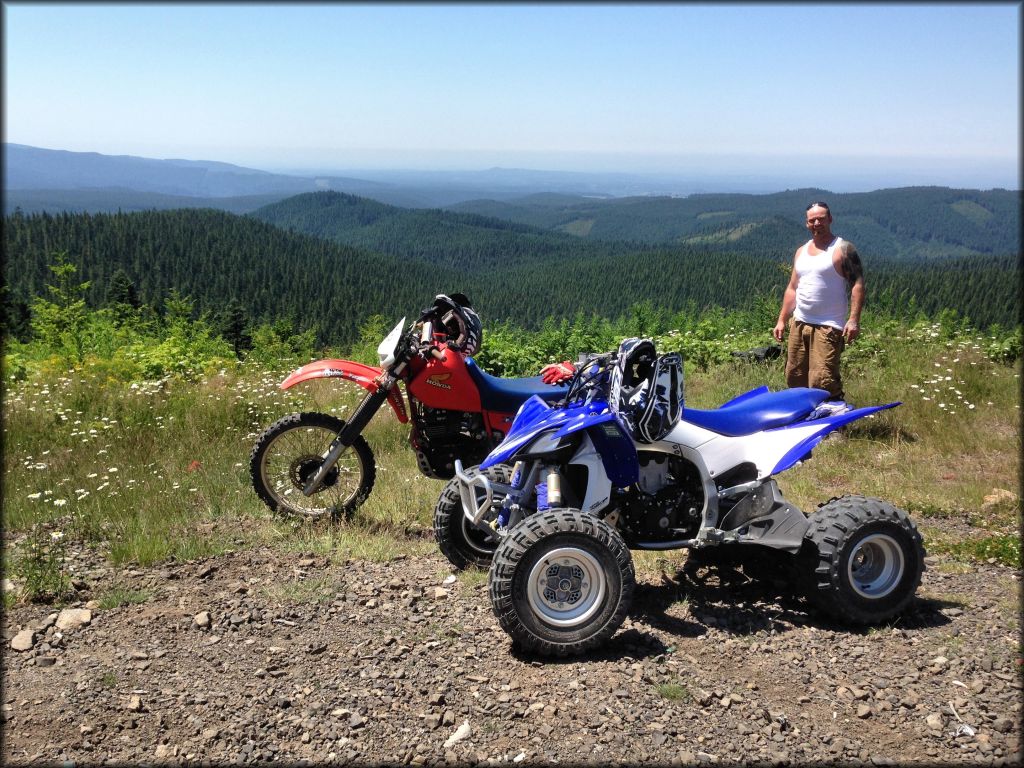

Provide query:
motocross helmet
left=427, top=293, right=482, bottom=356
left=609, top=337, right=683, bottom=443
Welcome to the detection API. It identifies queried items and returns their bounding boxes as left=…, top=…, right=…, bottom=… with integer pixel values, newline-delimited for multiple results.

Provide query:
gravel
left=3, top=543, right=1020, bottom=766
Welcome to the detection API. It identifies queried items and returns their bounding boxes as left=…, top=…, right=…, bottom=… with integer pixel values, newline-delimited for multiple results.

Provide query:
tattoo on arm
left=842, top=243, right=864, bottom=287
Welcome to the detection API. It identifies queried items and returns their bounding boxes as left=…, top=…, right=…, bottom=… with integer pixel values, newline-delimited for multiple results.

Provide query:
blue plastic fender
left=769, top=402, right=901, bottom=475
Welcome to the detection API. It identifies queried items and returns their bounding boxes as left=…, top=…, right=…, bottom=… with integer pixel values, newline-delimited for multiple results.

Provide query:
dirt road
left=3, top=542, right=1021, bottom=765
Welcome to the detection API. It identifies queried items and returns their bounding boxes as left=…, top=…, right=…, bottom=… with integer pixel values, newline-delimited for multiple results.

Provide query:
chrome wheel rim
left=526, top=546, right=606, bottom=627
left=848, top=533, right=905, bottom=599
left=262, top=425, right=362, bottom=516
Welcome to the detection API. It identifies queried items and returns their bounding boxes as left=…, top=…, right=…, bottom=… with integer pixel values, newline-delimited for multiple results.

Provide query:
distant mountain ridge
left=7, top=144, right=1017, bottom=260
left=256, top=187, right=1020, bottom=263
left=5, top=144, right=741, bottom=210
left=14, top=143, right=1020, bottom=219
left=448, top=187, right=1022, bottom=258
left=248, top=190, right=602, bottom=272
left=3, top=143, right=384, bottom=199
left=3, top=187, right=293, bottom=216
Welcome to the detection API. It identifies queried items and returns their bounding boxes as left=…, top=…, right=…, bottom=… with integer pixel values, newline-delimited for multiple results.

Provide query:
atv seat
left=464, top=358, right=567, bottom=413
left=683, top=387, right=830, bottom=437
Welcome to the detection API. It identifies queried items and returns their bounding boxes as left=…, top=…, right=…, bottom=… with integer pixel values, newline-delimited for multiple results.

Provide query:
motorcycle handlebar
left=403, top=319, right=447, bottom=363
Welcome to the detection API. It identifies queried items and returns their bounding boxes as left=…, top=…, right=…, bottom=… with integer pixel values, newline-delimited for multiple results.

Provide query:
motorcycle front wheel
left=489, top=508, right=635, bottom=657
left=250, top=412, right=376, bottom=521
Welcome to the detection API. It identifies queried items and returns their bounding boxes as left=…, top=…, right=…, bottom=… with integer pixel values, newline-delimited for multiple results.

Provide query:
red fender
left=280, top=359, right=408, bottom=423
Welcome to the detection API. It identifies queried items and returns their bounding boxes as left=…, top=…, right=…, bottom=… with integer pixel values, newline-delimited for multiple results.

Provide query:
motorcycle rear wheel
left=489, top=508, right=634, bottom=657
left=433, top=464, right=512, bottom=570
left=250, top=412, right=376, bottom=521
left=803, top=495, right=925, bottom=624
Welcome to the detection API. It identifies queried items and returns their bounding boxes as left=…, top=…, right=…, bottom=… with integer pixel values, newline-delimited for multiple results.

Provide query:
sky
left=2, top=2, right=1021, bottom=189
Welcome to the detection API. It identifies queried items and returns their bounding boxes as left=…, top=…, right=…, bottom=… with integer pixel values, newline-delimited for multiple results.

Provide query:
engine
left=617, top=452, right=704, bottom=543
left=409, top=403, right=491, bottom=479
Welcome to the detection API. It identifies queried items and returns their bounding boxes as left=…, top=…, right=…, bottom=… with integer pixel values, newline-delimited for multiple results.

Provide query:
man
left=773, top=201, right=864, bottom=402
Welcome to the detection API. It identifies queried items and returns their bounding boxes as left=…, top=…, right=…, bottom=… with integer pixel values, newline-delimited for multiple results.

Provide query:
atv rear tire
left=803, top=495, right=925, bottom=624
left=433, top=464, right=513, bottom=570
left=489, top=509, right=634, bottom=657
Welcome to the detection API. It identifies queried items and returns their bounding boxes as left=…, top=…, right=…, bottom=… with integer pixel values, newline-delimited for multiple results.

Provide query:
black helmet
left=610, top=337, right=683, bottom=443
left=427, top=293, right=482, bottom=355
left=610, top=337, right=657, bottom=403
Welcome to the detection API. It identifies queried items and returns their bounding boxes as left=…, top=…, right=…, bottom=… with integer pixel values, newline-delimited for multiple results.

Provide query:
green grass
left=456, top=568, right=489, bottom=589
left=655, top=681, right=691, bottom=702
left=8, top=527, right=71, bottom=603
left=2, top=367, right=443, bottom=576
left=633, top=550, right=689, bottom=582
left=2, top=317, right=1019, bottom=601
left=262, top=574, right=348, bottom=605
left=939, top=532, right=1020, bottom=568
left=97, top=586, right=153, bottom=610
left=718, top=324, right=1023, bottom=534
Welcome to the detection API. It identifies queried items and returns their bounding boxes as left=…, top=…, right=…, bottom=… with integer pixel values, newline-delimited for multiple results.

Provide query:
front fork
left=302, top=375, right=397, bottom=495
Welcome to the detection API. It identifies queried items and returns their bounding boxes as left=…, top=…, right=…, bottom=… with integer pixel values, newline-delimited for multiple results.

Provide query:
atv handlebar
left=562, top=352, right=614, bottom=404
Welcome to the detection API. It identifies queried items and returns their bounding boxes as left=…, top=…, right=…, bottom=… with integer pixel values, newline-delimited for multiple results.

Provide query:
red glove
left=540, top=361, right=576, bottom=385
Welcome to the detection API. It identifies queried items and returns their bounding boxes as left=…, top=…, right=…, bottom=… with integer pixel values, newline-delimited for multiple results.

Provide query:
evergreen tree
left=1, top=286, right=33, bottom=342
left=218, top=299, right=252, bottom=359
left=106, top=268, right=141, bottom=325
left=29, top=251, right=91, bottom=363
left=107, top=268, right=140, bottom=308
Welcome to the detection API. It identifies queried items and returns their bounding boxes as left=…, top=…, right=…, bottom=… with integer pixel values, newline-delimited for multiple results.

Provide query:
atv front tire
left=803, top=495, right=925, bottom=624
left=433, top=464, right=513, bottom=570
left=489, top=508, right=635, bottom=656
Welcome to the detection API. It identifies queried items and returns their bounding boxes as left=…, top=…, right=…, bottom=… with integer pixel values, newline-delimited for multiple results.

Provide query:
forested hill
left=248, top=190, right=630, bottom=272
left=3, top=209, right=453, bottom=342
left=449, top=186, right=1021, bottom=259
left=4, top=208, right=1020, bottom=344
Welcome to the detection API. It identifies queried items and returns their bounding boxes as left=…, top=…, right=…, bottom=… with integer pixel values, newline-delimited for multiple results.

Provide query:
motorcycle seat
left=464, top=358, right=567, bottom=413
left=682, top=387, right=830, bottom=437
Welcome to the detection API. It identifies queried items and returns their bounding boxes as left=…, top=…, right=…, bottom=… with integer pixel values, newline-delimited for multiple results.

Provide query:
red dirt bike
left=249, top=296, right=566, bottom=550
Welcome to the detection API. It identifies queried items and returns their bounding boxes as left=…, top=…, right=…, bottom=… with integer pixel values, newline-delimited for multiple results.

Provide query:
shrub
left=14, top=526, right=71, bottom=603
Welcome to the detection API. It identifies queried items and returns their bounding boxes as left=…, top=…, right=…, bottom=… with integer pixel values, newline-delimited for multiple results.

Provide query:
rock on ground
left=2, top=546, right=1021, bottom=766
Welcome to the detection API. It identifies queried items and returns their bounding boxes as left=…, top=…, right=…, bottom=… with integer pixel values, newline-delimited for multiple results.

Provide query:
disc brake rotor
left=290, top=455, right=339, bottom=492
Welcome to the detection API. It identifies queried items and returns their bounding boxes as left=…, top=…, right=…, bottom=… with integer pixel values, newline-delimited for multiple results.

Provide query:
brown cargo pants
left=786, top=319, right=845, bottom=400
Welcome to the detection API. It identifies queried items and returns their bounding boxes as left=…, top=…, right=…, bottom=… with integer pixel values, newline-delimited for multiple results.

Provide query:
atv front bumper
left=454, top=460, right=494, bottom=525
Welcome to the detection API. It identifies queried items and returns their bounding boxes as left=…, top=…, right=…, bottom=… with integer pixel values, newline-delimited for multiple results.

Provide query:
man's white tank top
left=793, top=236, right=847, bottom=330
